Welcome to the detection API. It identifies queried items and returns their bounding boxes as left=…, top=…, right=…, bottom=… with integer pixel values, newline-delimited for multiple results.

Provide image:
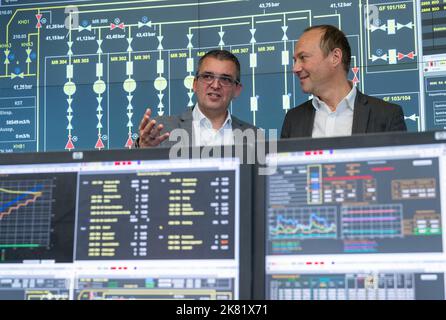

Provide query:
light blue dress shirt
left=192, top=104, right=233, bottom=146
left=311, top=86, right=357, bottom=138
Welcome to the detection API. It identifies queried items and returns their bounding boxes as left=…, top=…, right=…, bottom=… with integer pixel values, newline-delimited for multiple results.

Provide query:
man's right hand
left=137, top=108, right=170, bottom=147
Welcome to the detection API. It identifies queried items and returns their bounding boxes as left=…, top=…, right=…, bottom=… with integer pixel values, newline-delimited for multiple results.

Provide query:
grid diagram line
left=341, top=204, right=403, bottom=240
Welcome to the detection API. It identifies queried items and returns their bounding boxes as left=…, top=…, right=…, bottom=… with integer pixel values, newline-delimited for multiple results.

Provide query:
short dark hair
left=196, top=49, right=241, bottom=82
left=304, top=25, right=351, bottom=74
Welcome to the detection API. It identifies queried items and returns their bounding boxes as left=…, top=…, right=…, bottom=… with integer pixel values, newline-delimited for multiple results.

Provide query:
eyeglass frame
left=195, top=72, right=241, bottom=87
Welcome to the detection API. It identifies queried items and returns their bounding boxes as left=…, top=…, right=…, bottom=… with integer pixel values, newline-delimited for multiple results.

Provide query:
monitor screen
left=255, top=131, right=446, bottom=300
left=0, top=148, right=251, bottom=300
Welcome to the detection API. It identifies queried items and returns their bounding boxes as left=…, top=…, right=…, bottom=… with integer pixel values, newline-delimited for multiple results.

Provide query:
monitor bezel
left=253, top=130, right=446, bottom=299
left=0, top=145, right=253, bottom=300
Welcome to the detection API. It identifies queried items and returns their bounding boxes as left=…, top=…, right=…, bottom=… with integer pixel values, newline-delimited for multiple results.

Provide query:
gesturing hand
left=138, top=108, right=170, bottom=147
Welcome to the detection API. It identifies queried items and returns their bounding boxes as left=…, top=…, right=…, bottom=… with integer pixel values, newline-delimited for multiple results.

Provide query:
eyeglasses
left=196, top=73, right=240, bottom=87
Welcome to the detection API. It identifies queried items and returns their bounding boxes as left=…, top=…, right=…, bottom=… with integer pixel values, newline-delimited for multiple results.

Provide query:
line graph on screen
left=0, top=179, right=54, bottom=248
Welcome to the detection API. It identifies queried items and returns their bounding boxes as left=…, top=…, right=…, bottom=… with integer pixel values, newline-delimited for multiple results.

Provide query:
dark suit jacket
left=281, top=90, right=407, bottom=138
left=134, top=108, right=259, bottom=148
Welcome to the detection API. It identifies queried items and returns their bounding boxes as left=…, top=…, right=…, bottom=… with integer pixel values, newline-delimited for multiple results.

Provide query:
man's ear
left=192, top=77, right=198, bottom=93
left=331, top=48, right=343, bottom=68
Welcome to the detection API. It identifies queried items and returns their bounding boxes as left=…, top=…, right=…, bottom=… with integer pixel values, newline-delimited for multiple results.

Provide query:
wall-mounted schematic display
left=0, top=0, right=442, bottom=152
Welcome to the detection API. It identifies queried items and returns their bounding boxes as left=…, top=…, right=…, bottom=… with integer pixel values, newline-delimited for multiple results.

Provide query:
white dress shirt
left=192, top=104, right=234, bottom=146
left=311, top=86, right=357, bottom=138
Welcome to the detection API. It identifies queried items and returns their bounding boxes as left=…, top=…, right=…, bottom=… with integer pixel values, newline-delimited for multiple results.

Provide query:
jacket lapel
left=178, top=108, right=194, bottom=135
left=175, top=108, right=194, bottom=146
left=352, top=90, right=370, bottom=134
left=231, top=116, right=246, bottom=130
left=302, top=101, right=315, bottom=137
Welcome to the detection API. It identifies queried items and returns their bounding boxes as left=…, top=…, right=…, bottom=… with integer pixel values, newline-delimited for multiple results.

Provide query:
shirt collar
left=193, top=103, right=232, bottom=129
left=312, top=84, right=357, bottom=112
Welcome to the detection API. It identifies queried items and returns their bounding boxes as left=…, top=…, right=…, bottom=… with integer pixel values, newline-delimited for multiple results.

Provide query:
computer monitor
left=0, top=147, right=252, bottom=300
left=254, top=131, right=446, bottom=300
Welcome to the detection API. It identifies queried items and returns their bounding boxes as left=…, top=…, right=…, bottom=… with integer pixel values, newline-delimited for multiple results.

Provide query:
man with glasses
left=134, top=49, right=257, bottom=148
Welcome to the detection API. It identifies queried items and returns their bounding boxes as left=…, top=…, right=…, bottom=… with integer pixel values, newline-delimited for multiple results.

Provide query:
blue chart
left=341, top=204, right=403, bottom=239
left=269, top=206, right=337, bottom=241
left=0, top=179, right=54, bottom=248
